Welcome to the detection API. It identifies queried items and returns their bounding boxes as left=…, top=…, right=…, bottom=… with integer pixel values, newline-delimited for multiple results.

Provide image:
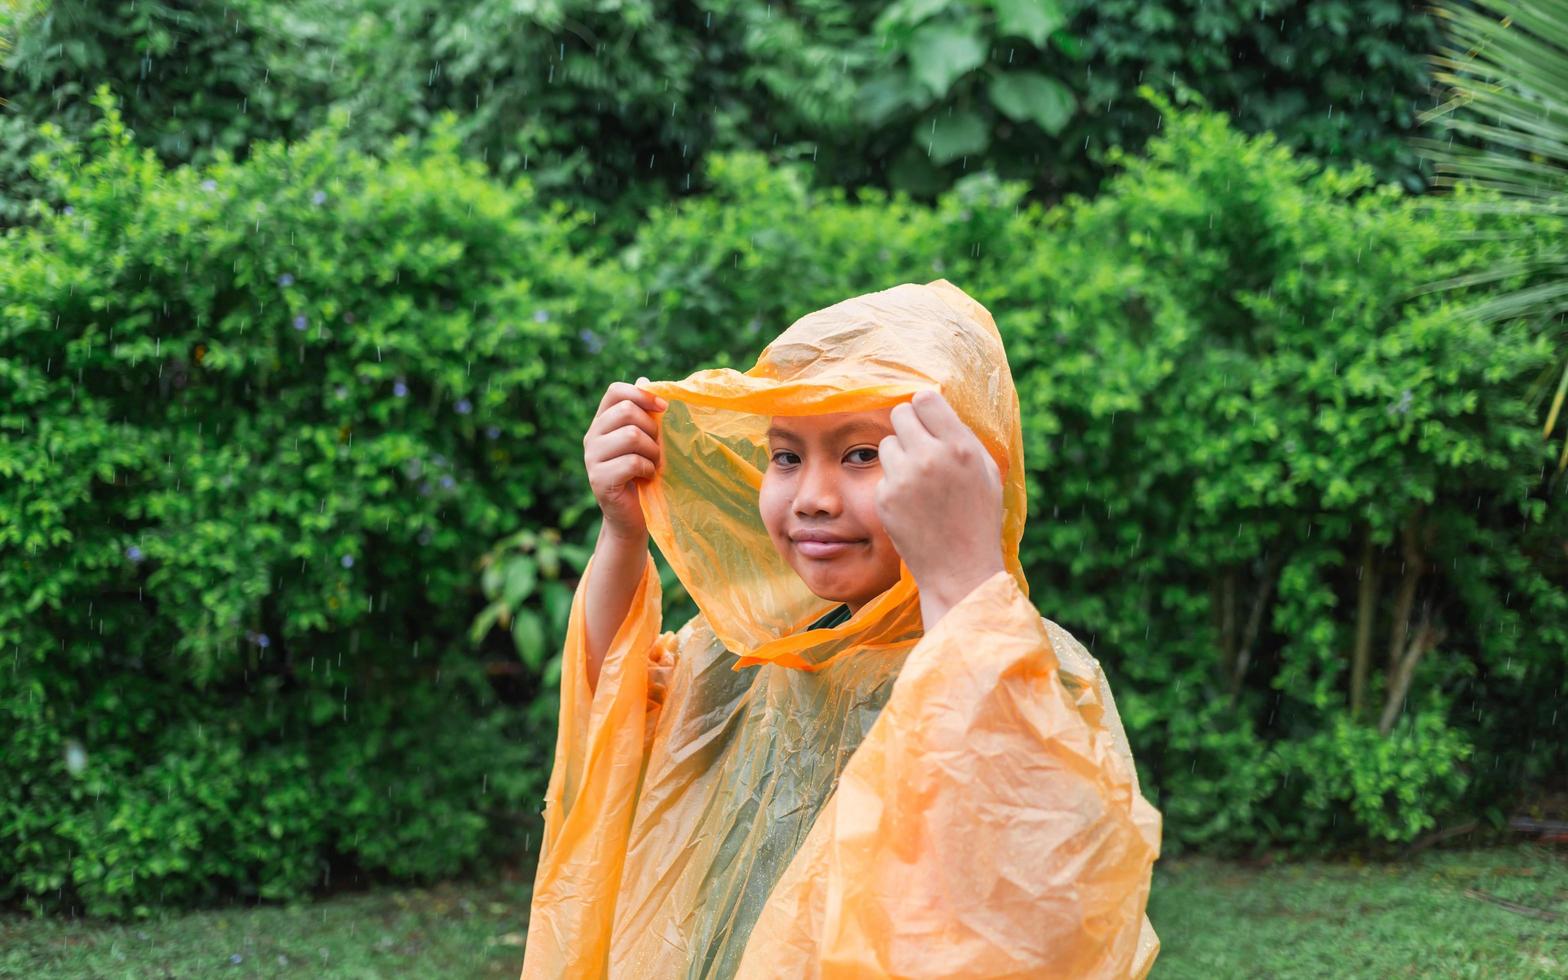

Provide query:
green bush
left=0, top=87, right=631, bottom=916
left=613, top=90, right=1566, bottom=853
left=982, top=90, right=1565, bottom=852
left=0, top=0, right=1453, bottom=231
left=3, top=83, right=1562, bottom=918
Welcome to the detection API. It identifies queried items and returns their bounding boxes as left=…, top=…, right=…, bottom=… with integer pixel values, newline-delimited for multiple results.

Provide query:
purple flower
left=201, top=179, right=217, bottom=191
left=311, top=189, right=327, bottom=205
left=293, top=314, right=308, bottom=331
left=393, top=380, right=408, bottom=398
left=126, top=545, right=143, bottom=562
left=256, top=633, right=271, bottom=649
left=62, top=205, right=75, bottom=216
left=278, top=273, right=295, bottom=288
left=485, top=425, right=501, bottom=440
left=455, top=398, right=472, bottom=415
left=578, top=329, right=603, bottom=354
left=340, top=554, right=354, bottom=568
left=533, top=309, right=550, bottom=324
left=439, top=474, right=455, bottom=490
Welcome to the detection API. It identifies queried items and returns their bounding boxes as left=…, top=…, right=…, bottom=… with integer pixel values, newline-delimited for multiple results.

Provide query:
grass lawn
left=2, top=844, right=1563, bottom=978
left=1148, top=844, right=1567, bottom=978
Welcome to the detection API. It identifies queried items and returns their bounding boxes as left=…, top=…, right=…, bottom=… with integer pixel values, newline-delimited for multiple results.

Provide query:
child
left=521, top=280, right=1161, bottom=978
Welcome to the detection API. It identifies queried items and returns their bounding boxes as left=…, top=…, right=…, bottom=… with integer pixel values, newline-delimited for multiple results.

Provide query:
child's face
left=759, top=408, right=904, bottom=613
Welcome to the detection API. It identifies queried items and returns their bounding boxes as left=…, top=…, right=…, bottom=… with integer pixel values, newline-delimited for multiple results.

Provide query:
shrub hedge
left=2, top=85, right=1562, bottom=917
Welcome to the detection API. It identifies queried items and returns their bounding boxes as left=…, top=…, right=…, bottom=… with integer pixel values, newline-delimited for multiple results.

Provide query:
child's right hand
left=584, top=378, right=668, bottom=542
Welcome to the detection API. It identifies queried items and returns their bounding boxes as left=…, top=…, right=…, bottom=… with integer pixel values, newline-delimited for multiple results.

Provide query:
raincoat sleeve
left=736, top=569, right=1162, bottom=979
left=521, top=549, right=678, bottom=979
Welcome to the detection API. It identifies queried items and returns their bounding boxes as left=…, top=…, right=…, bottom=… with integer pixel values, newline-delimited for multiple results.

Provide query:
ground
left=2, top=845, right=1563, bottom=978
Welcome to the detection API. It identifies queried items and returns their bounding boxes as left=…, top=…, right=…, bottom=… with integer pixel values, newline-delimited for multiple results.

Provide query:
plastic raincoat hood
left=521, top=279, right=1162, bottom=978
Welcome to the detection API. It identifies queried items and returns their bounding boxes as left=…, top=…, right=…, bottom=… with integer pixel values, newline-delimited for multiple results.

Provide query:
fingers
left=634, top=375, right=669, bottom=410
left=907, top=389, right=969, bottom=442
left=877, top=432, right=906, bottom=477
left=591, top=396, right=661, bottom=440
left=586, top=422, right=661, bottom=467
left=588, top=452, right=657, bottom=498
left=889, top=398, right=938, bottom=451
left=597, top=452, right=657, bottom=486
left=595, top=379, right=668, bottom=419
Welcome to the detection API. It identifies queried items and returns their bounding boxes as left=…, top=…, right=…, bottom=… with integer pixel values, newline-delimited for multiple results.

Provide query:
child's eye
left=845, top=447, right=879, bottom=465
left=769, top=450, right=800, bottom=467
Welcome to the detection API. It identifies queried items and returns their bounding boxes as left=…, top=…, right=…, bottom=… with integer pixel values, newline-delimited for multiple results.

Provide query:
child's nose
left=792, top=464, right=841, bottom=517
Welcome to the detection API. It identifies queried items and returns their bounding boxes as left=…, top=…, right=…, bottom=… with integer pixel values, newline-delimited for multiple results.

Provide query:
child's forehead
left=764, top=408, right=893, bottom=440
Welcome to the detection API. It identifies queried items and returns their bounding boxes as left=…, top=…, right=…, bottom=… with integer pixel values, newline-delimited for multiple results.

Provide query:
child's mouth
left=793, top=539, right=864, bottom=559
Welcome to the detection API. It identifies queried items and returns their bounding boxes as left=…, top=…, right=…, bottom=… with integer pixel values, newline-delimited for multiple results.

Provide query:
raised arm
left=581, top=378, right=667, bottom=692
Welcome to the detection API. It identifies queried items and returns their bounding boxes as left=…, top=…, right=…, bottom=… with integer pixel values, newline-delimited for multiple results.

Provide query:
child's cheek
left=756, top=477, right=790, bottom=553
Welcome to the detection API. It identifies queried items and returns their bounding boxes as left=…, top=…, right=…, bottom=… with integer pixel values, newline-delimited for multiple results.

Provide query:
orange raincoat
left=521, top=279, right=1161, bottom=978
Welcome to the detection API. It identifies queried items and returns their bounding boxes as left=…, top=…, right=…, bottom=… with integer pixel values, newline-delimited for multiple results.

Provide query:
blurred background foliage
left=2, top=0, right=1565, bottom=922
left=2, top=0, right=1456, bottom=230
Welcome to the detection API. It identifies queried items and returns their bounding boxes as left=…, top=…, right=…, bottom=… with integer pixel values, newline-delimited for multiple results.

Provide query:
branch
left=1350, top=527, right=1380, bottom=719
left=1229, top=552, right=1283, bottom=699
left=1218, top=569, right=1237, bottom=685
left=1379, top=603, right=1446, bottom=735
left=1384, top=515, right=1427, bottom=683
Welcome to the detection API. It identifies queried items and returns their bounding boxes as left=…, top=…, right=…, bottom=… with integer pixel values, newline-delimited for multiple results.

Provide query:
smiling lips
left=791, top=531, right=866, bottom=559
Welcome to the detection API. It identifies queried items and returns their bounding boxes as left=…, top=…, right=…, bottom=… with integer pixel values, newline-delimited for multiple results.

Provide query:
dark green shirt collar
left=805, top=603, right=852, bottom=631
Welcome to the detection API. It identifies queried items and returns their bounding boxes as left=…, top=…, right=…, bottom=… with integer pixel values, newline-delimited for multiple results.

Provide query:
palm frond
left=1419, top=0, right=1568, bottom=470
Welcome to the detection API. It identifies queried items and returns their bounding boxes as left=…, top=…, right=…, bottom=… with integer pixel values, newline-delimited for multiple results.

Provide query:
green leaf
left=536, top=542, right=560, bottom=579
left=542, top=580, right=574, bottom=635
left=874, top=0, right=956, bottom=34
left=906, top=22, right=988, bottom=97
left=481, top=561, right=503, bottom=598
left=917, top=109, right=990, bottom=165
left=992, top=0, right=1065, bottom=47
left=503, top=559, right=536, bottom=606
left=513, top=610, right=546, bottom=671
left=988, top=72, right=1075, bottom=134
left=856, top=70, right=930, bottom=127
left=468, top=601, right=504, bottom=644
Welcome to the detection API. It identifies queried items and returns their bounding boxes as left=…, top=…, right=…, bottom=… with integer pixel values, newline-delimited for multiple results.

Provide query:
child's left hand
left=875, top=389, right=1007, bottom=627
